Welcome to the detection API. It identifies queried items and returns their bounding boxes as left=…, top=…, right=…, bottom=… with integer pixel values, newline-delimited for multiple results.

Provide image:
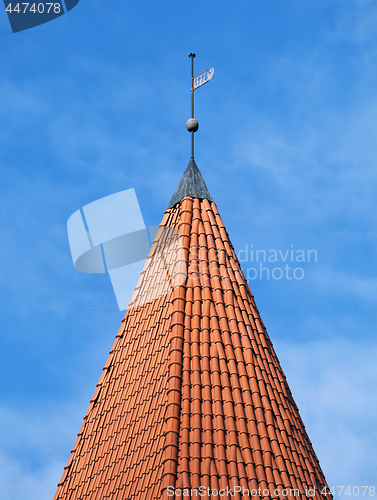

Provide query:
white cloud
left=274, top=337, right=377, bottom=489
left=311, top=265, right=377, bottom=304
left=0, top=452, right=62, bottom=500
left=0, top=403, right=83, bottom=500
left=226, top=3, right=377, bottom=237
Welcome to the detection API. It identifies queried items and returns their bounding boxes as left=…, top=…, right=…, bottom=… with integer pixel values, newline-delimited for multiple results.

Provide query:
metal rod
left=191, top=54, right=194, bottom=118
left=189, top=53, right=196, bottom=158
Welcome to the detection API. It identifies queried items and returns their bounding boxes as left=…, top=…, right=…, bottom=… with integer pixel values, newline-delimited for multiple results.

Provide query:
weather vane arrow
left=186, top=53, right=214, bottom=159
left=193, top=67, right=215, bottom=90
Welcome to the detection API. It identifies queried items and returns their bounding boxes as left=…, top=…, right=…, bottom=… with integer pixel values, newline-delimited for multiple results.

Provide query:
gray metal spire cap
left=168, top=158, right=214, bottom=208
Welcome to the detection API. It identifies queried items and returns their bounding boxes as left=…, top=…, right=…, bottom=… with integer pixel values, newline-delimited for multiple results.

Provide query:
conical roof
left=168, top=158, right=213, bottom=208
left=53, top=162, right=330, bottom=500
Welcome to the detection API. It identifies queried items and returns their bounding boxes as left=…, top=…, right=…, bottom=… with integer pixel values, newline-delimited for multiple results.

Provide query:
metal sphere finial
left=186, top=118, right=199, bottom=133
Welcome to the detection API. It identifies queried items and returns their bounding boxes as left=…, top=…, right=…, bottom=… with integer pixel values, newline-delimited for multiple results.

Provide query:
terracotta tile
left=54, top=185, right=330, bottom=500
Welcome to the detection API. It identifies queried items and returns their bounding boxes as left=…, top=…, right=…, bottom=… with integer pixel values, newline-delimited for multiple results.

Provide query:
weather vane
left=187, top=53, right=215, bottom=158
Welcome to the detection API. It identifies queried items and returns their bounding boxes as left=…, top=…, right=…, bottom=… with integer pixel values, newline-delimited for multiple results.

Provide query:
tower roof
left=168, top=158, right=213, bottom=208
left=53, top=162, right=329, bottom=500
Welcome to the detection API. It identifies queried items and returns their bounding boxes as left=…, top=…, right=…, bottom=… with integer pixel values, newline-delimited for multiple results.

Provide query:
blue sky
left=1, top=0, right=377, bottom=498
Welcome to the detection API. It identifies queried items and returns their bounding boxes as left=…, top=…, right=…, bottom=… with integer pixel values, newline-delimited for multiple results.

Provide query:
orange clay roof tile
left=53, top=164, right=331, bottom=500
